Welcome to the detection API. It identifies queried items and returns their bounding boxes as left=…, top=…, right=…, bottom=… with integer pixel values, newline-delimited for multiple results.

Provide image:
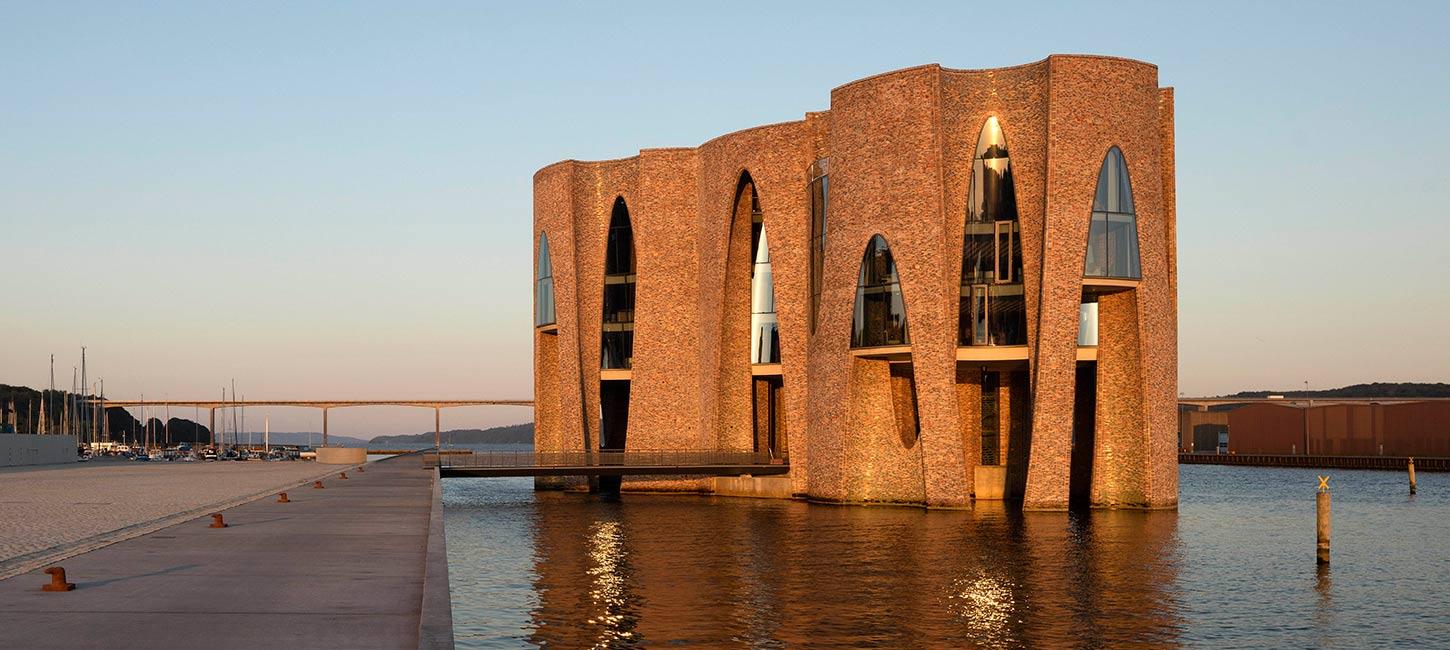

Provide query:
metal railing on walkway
left=1179, top=453, right=1447, bottom=471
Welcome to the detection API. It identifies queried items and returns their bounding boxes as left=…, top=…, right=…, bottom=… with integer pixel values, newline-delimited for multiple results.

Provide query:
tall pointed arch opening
left=851, top=235, right=909, bottom=348
left=601, top=197, right=636, bottom=370
left=808, top=158, right=830, bottom=333
left=535, top=232, right=556, bottom=328
left=1084, top=146, right=1140, bottom=280
left=958, top=117, right=1032, bottom=504
left=960, top=116, right=1026, bottom=347
left=730, top=174, right=786, bottom=458
left=599, top=196, right=634, bottom=461
left=850, top=235, right=917, bottom=448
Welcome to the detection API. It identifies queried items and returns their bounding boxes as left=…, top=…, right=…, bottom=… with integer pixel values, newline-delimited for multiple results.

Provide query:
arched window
left=535, top=232, right=556, bottom=327
left=808, top=158, right=830, bottom=333
left=960, top=116, right=1026, bottom=346
left=749, top=184, right=779, bottom=364
left=1084, top=147, right=1141, bottom=279
left=851, top=235, right=909, bottom=348
left=601, top=197, right=635, bottom=369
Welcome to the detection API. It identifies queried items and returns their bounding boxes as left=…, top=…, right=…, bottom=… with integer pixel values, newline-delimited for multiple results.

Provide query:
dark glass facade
left=851, top=235, right=909, bottom=348
left=535, top=232, right=556, bottom=327
left=960, top=117, right=1027, bottom=346
left=808, top=158, right=829, bottom=333
left=1084, top=146, right=1141, bottom=279
left=601, top=197, right=635, bottom=369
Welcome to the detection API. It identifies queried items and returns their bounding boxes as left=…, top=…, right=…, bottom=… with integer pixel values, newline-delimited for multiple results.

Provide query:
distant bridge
left=427, top=450, right=790, bottom=478
left=89, top=398, right=533, bottom=447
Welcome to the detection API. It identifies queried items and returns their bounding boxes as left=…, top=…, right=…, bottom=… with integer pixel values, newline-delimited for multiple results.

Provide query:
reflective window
left=960, top=117, right=1026, bottom=346
left=1078, top=300, right=1099, bottom=346
left=851, top=235, right=909, bottom=348
left=1084, top=147, right=1141, bottom=279
left=601, top=197, right=635, bottom=369
left=808, top=158, right=830, bottom=333
left=535, top=232, right=556, bottom=327
left=749, top=183, right=780, bottom=363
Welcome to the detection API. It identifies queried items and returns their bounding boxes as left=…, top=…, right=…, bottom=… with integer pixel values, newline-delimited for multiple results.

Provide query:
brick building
left=532, top=56, right=1177, bottom=510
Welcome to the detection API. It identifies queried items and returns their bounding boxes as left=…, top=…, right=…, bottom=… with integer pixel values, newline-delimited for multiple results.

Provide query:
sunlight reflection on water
left=444, top=465, right=1449, bottom=648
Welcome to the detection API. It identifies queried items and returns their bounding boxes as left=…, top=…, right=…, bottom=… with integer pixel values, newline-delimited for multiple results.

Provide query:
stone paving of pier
left=0, top=459, right=339, bottom=577
left=0, top=457, right=450, bottom=649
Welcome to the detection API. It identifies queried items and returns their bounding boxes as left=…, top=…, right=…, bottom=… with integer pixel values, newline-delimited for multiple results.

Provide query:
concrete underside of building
left=532, top=55, right=1178, bottom=510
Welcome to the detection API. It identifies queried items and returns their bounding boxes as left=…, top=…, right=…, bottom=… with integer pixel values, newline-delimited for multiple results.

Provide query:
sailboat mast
left=80, top=347, right=86, bottom=447
left=231, top=379, right=238, bottom=450
left=48, top=354, right=55, bottom=436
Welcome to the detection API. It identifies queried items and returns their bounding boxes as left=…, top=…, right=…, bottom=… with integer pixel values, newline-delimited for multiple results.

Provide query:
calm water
left=443, top=465, right=1449, bottom=648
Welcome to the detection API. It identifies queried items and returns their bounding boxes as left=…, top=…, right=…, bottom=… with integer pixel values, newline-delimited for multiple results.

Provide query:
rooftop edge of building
left=533, top=54, right=1163, bottom=181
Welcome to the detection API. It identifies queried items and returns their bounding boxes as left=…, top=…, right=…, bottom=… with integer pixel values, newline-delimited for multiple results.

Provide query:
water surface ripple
left=444, top=465, right=1448, bottom=648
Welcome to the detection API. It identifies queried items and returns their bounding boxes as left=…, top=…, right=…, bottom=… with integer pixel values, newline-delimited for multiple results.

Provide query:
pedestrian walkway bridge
left=426, top=450, right=790, bottom=478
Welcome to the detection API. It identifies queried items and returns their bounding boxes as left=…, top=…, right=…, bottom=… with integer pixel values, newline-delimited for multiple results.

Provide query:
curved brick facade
left=533, top=55, right=1177, bottom=510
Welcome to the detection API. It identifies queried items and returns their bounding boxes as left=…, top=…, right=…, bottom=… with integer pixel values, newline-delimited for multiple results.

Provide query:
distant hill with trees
left=1226, top=382, right=1450, bottom=399
left=370, top=423, right=532, bottom=446
left=0, top=383, right=212, bottom=442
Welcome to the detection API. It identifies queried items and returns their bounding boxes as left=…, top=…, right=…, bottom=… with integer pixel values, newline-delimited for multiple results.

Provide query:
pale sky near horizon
left=3, top=2, right=1448, bottom=436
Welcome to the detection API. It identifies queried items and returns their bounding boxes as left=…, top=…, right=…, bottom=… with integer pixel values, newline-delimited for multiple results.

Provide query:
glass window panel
left=1085, top=214, right=1109, bottom=277
left=535, top=233, right=556, bottom=327
left=988, top=284, right=1026, bottom=345
left=750, top=225, right=779, bottom=364
left=1078, top=301, right=1099, bottom=346
left=995, top=221, right=1015, bottom=284
left=972, top=285, right=988, bottom=346
left=1084, top=147, right=1141, bottom=279
left=808, top=161, right=829, bottom=333
left=851, top=235, right=909, bottom=348
left=601, top=329, right=634, bottom=369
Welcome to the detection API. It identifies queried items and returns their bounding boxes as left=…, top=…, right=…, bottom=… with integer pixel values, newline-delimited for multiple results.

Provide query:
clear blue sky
left=3, top=2, right=1447, bottom=436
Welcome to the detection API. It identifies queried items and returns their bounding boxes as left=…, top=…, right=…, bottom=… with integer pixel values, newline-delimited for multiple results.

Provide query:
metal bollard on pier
left=42, top=567, right=75, bottom=592
left=277, top=492, right=290, bottom=503
left=209, top=513, right=229, bottom=529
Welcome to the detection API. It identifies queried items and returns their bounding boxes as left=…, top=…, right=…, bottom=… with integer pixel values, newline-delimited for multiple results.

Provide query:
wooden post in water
left=1408, top=457, right=1417, bottom=495
left=1316, top=475, right=1331, bottom=565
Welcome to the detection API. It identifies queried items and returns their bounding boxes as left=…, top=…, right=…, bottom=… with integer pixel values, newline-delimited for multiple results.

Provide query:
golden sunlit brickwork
left=533, top=55, right=1177, bottom=510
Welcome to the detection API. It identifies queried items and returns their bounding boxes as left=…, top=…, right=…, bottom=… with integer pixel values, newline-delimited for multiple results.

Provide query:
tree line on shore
left=0, top=384, right=211, bottom=442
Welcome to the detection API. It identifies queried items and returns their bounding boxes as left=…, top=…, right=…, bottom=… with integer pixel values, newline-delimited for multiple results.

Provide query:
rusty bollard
left=209, top=513, right=229, bottom=529
left=277, top=492, right=290, bottom=503
left=339, top=472, right=349, bottom=480
left=42, top=567, right=75, bottom=592
left=313, top=480, right=325, bottom=489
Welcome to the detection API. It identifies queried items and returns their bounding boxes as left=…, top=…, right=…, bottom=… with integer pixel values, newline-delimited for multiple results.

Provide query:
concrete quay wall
left=0, top=434, right=76, bottom=467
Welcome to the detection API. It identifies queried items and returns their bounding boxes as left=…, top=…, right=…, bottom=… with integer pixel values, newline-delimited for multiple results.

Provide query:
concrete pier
left=0, top=457, right=452, bottom=649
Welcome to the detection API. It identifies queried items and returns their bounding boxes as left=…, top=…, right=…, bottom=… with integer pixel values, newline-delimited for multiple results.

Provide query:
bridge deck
left=430, top=450, right=791, bottom=478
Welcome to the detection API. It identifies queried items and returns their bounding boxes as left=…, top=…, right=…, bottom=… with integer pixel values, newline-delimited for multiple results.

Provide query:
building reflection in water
left=516, top=492, right=1182, bottom=647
